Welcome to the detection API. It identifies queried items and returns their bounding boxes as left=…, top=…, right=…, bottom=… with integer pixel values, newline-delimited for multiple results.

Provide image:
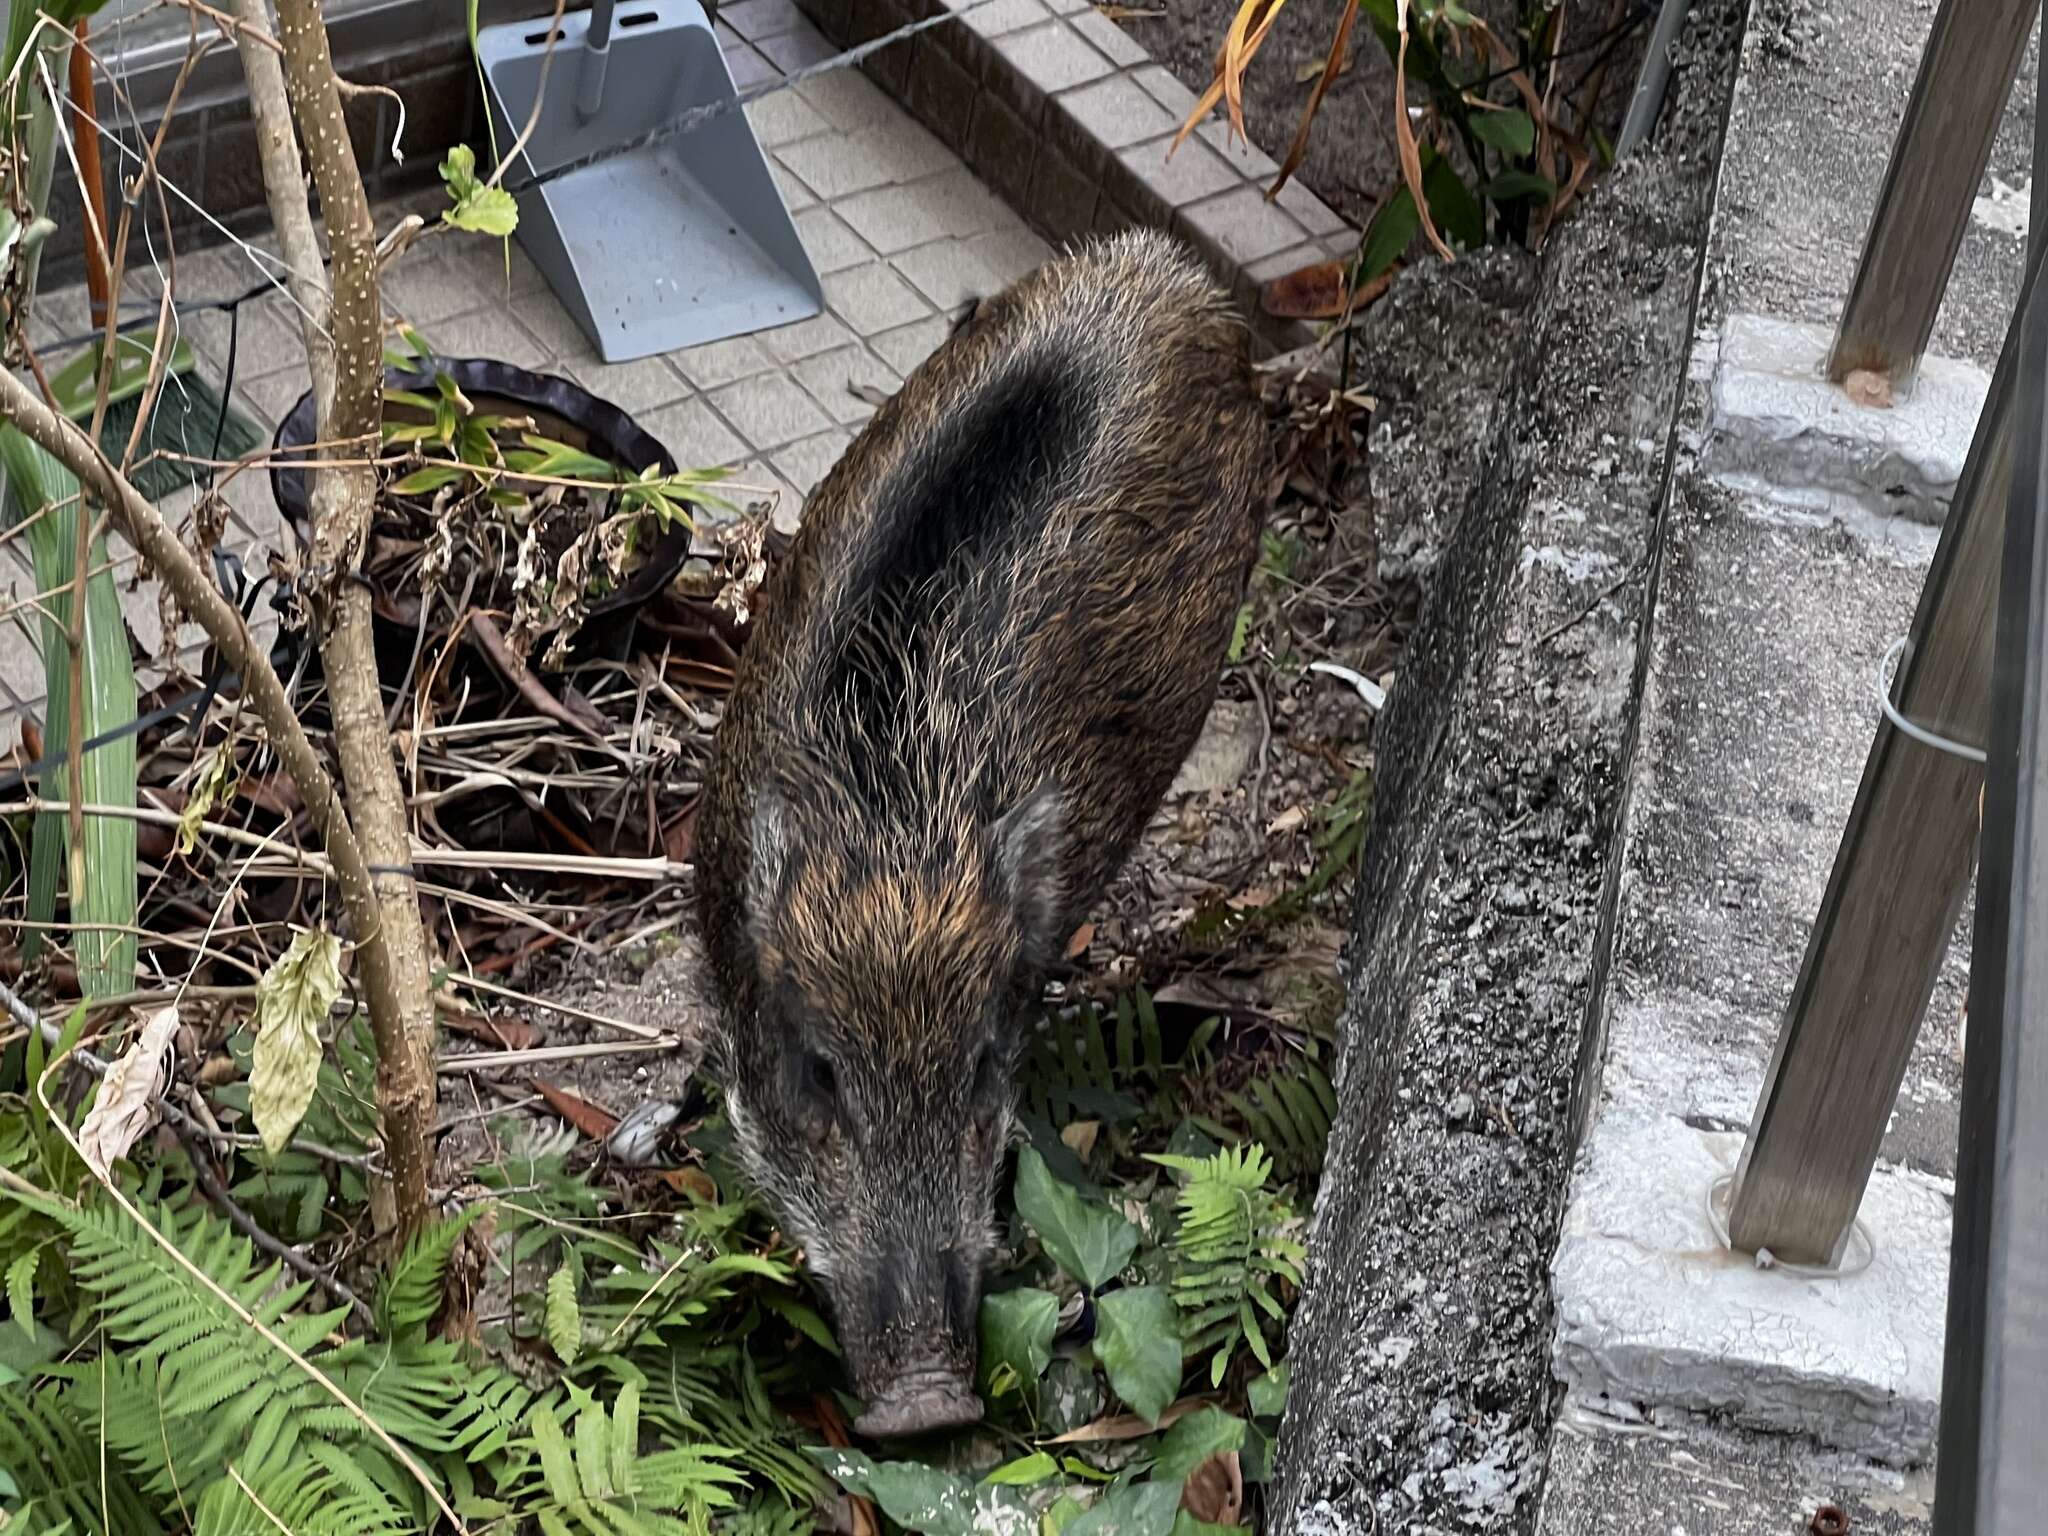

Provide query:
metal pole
left=1930, top=52, right=2048, bottom=1535
left=1723, top=239, right=2045, bottom=1265
left=1828, top=0, right=2038, bottom=387
left=1614, top=0, right=1693, bottom=159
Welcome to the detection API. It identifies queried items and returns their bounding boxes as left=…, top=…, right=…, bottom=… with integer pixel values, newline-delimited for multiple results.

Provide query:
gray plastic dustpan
left=477, top=0, right=823, bottom=363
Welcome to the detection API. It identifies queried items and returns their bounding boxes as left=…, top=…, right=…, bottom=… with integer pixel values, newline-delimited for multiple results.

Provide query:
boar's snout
left=840, top=1242, right=987, bottom=1439
left=853, top=1370, right=985, bottom=1439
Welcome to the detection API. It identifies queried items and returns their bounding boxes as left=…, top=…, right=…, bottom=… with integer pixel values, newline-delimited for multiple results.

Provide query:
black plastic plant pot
left=268, top=356, right=690, bottom=675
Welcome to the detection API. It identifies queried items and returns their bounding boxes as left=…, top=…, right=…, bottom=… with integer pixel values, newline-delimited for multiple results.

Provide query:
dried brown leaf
left=1060, top=1120, right=1101, bottom=1161
left=1048, top=1397, right=1210, bottom=1443
left=1181, top=1450, right=1244, bottom=1525
left=659, top=1166, right=719, bottom=1202
left=1273, top=0, right=1362, bottom=195
left=1393, top=0, right=1453, bottom=261
left=530, top=1078, right=620, bottom=1140
left=79, top=1004, right=180, bottom=1180
left=1260, top=258, right=1395, bottom=320
left=1064, top=922, right=1096, bottom=959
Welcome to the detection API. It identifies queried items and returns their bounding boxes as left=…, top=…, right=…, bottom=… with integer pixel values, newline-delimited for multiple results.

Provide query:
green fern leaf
left=1145, top=1142, right=1301, bottom=1387
left=6, top=1244, right=38, bottom=1337
left=378, top=1205, right=485, bottom=1337
left=190, top=1439, right=415, bottom=1536
left=547, top=1260, right=582, bottom=1365
left=25, top=1193, right=394, bottom=1503
left=0, top=1383, right=156, bottom=1536
left=504, top=1391, right=744, bottom=1535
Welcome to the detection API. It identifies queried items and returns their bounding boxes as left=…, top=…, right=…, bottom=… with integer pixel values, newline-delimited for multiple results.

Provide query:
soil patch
left=1112, top=0, right=1649, bottom=232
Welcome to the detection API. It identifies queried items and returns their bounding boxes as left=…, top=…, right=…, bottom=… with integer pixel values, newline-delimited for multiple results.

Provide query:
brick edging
left=782, top=0, right=1356, bottom=351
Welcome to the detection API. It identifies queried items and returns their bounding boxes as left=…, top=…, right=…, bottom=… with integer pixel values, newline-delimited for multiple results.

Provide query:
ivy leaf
left=1065, top=1479, right=1184, bottom=1536
left=1469, top=106, right=1536, bottom=159
left=983, top=1451, right=1058, bottom=1486
left=1478, top=170, right=1556, bottom=204
left=546, top=1262, right=581, bottom=1366
left=810, top=1449, right=1036, bottom=1535
left=1153, top=1408, right=1246, bottom=1480
left=979, top=1286, right=1058, bottom=1400
left=439, top=143, right=520, bottom=236
left=1247, top=1362, right=1289, bottom=1421
left=1092, top=1286, right=1182, bottom=1425
left=1045, top=1494, right=1088, bottom=1535
left=249, top=928, right=342, bottom=1155
left=1420, top=151, right=1486, bottom=254
left=1014, top=1145, right=1138, bottom=1291
left=1169, top=1514, right=1249, bottom=1535
left=175, top=742, right=239, bottom=858
left=1358, top=185, right=1420, bottom=281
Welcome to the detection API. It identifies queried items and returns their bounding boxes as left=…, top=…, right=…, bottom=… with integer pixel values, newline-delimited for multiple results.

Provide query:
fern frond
left=1145, top=1142, right=1303, bottom=1387
left=630, top=1346, right=823, bottom=1508
left=191, top=1439, right=415, bottom=1536
left=378, top=1205, right=485, bottom=1337
left=30, top=1193, right=402, bottom=1506
left=548, top=1261, right=583, bottom=1365
left=1225, top=1058, right=1334, bottom=1180
left=498, top=1386, right=747, bottom=1536
left=0, top=1383, right=156, bottom=1536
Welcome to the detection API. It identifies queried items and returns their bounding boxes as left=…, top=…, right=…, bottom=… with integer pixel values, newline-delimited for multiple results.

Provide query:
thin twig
left=1241, top=666, right=1273, bottom=830
left=4, top=800, right=692, bottom=879
left=438, top=1038, right=679, bottom=1073
left=449, top=971, right=665, bottom=1040
left=482, top=0, right=569, bottom=191
left=172, top=1115, right=375, bottom=1331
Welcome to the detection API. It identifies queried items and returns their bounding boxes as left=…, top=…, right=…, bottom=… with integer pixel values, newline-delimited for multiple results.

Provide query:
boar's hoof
left=853, top=1374, right=985, bottom=1438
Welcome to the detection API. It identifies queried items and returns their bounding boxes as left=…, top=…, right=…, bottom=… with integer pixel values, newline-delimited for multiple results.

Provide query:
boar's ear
left=745, top=790, right=793, bottom=952
left=989, top=783, right=1065, bottom=967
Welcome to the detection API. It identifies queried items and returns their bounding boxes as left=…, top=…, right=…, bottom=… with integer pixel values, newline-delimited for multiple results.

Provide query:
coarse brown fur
left=695, top=229, right=1266, bottom=1433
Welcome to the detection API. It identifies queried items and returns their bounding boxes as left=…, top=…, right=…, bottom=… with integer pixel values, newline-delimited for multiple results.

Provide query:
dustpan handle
left=577, top=0, right=615, bottom=118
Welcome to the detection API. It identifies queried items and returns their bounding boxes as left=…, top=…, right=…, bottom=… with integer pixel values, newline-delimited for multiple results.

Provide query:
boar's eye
left=796, top=1049, right=839, bottom=1115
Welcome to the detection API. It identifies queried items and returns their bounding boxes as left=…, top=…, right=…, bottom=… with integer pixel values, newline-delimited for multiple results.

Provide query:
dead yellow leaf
left=78, top=1004, right=180, bottom=1180
left=1061, top=1120, right=1101, bottom=1161
left=1049, top=1397, right=1212, bottom=1443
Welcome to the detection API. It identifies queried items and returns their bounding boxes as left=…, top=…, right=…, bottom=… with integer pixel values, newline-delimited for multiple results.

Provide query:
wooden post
left=1725, top=244, right=2046, bottom=1266
left=1931, top=59, right=2048, bottom=1536
left=1827, top=0, right=2038, bottom=385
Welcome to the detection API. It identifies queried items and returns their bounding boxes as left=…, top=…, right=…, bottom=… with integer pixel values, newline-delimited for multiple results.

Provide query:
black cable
left=0, top=548, right=301, bottom=798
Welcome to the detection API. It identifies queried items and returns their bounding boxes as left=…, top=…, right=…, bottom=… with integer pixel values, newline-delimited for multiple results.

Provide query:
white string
left=1876, top=637, right=1988, bottom=765
left=1704, top=1174, right=1877, bottom=1280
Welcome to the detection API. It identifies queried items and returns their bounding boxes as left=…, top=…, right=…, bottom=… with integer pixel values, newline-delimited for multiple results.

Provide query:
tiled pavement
left=0, top=25, right=1059, bottom=748
left=2, top=1, right=1359, bottom=746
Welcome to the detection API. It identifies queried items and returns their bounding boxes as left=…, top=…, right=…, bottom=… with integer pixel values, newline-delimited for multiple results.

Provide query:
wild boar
left=696, top=229, right=1265, bottom=1437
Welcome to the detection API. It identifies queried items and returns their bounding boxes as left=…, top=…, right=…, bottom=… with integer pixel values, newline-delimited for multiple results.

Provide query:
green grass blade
left=3, top=427, right=138, bottom=997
